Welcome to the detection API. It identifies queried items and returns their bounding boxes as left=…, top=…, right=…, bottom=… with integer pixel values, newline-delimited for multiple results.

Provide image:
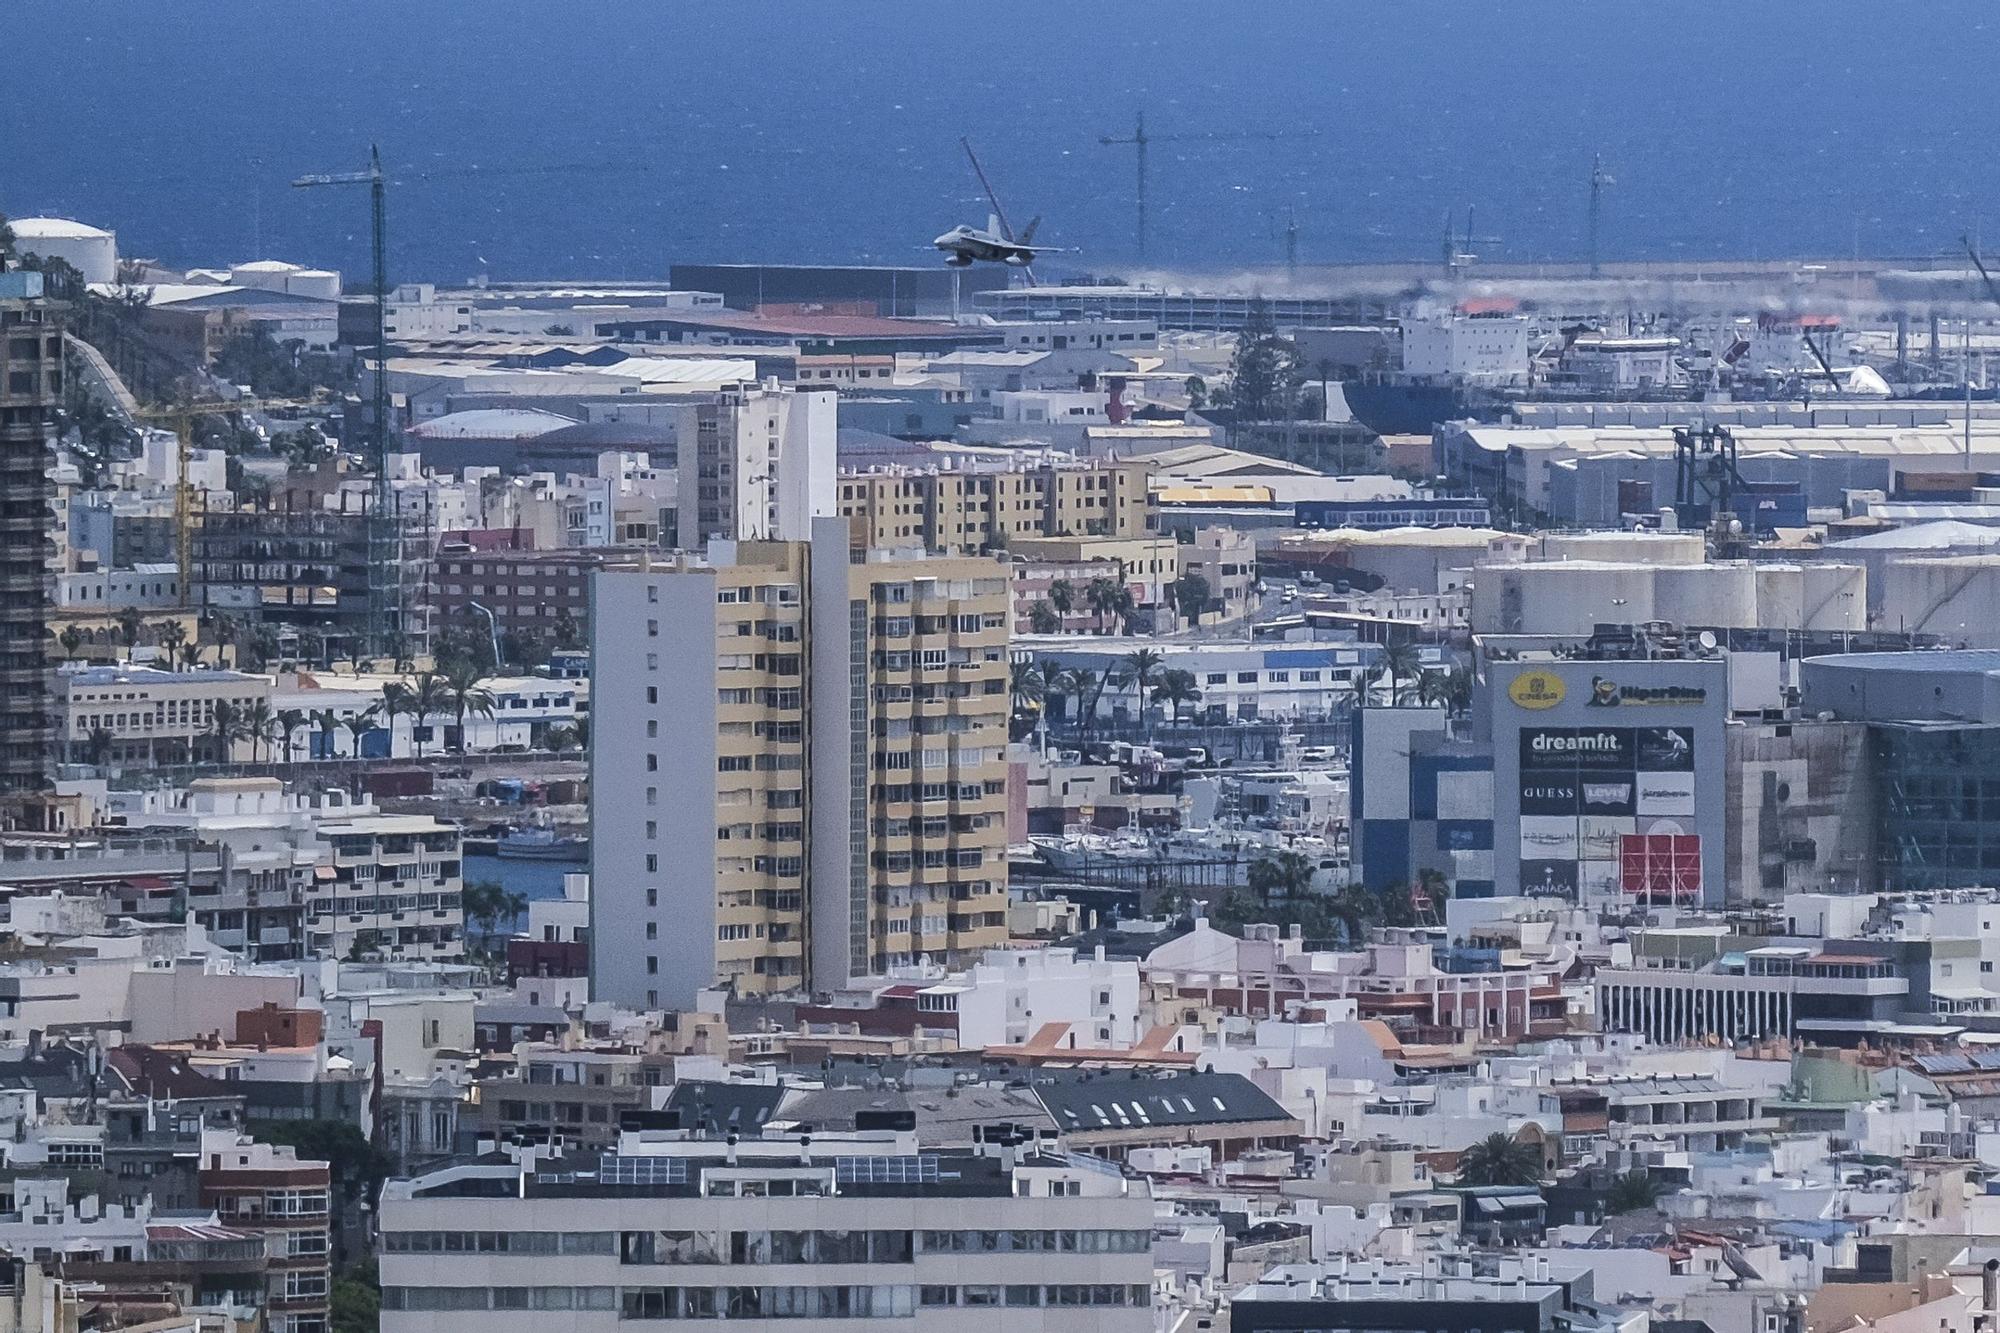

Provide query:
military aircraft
left=933, top=138, right=1068, bottom=281
left=933, top=214, right=1045, bottom=268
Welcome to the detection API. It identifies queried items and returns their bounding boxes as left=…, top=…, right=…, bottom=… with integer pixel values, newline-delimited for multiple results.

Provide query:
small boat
left=496, top=827, right=588, bottom=861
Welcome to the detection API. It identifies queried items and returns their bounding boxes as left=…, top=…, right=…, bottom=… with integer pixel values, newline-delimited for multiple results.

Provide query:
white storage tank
left=1796, top=561, right=1867, bottom=631
left=1538, top=529, right=1706, bottom=566
left=1878, top=556, right=2000, bottom=646
left=228, top=259, right=303, bottom=292
left=1653, top=563, right=1756, bottom=628
left=286, top=268, right=342, bottom=300
left=10, top=217, right=117, bottom=285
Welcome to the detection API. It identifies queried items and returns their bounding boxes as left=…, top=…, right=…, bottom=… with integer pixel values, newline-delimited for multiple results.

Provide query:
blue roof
left=68, top=666, right=255, bottom=686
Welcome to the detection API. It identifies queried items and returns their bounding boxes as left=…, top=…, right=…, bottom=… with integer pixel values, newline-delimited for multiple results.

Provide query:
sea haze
left=3, top=0, right=1996, bottom=283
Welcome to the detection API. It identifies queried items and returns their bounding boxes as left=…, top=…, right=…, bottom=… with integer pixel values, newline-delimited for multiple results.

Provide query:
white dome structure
left=10, top=217, right=117, bottom=285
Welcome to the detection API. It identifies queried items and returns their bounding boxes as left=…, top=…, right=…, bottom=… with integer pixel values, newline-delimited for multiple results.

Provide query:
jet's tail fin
left=988, top=213, right=1004, bottom=240
left=1019, top=216, right=1041, bottom=245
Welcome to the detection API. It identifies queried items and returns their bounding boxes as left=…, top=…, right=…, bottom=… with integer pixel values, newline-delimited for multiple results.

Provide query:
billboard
left=1514, top=719, right=1705, bottom=901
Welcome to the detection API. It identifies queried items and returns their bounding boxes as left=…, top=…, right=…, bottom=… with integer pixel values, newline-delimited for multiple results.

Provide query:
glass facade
left=1874, top=725, right=2000, bottom=889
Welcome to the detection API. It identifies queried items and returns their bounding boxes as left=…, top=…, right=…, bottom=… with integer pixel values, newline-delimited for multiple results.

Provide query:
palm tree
left=341, top=708, right=379, bottom=759
left=1151, top=668, right=1202, bottom=725
left=1416, top=669, right=1451, bottom=709
left=309, top=707, right=341, bottom=760
left=404, top=672, right=453, bottom=759
left=1028, top=600, right=1060, bottom=634
left=1031, top=659, right=1074, bottom=745
left=1381, top=643, right=1422, bottom=707
left=1096, top=670, right=1130, bottom=735
left=298, top=629, right=326, bottom=670
left=57, top=626, right=83, bottom=661
left=1068, top=667, right=1102, bottom=742
left=274, top=708, right=307, bottom=764
left=114, top=607, right=144, bottom=652
left=442, top=662, right=496, bottom=754
left=242, top=697, right=277, bottom=762
left=375, top=683, right=413, bottom=756
left=1247, top=850, right=1316, bottom=903
left=544, top=723, right=583, bottom=752
left=384, top=630, right=414, bottom=674
left=1122, top=648, right=1165, bottom=732
left=155, top=620, right=187, bottom=665
left=1084, top=577, right=1124, bottom=635
left=1605, top=1169, right=1662, bottom=1214
left=83, top=727, right=115, bottom=768
left=1457, top=1132, right=1543, bottom=1187
left=1047, top=579, right=1076, bottom=626
left=1009, top=659, right=1044, bottom=717
left=208, top=700, right=245, bottom=764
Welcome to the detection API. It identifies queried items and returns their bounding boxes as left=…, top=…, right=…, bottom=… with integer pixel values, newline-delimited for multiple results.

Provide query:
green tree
left=1067, top=667, right=1102, bottom=742
left=1184, top=375, right=1208, bottom=411
left=1605, top=1169, right=1663, bottom=1214
left=1150, top=668, right=1202, bottom=725
left=374, top=683, right=413, bottom=754
left=115, top=607, right=144, bottom=650
left=155, top=620, right=187, bottom=665
left=406, top=672, right=452, bottom=758
left=330, top=1262, right=381, bottom=1333
left=309, top=707, right=342, bottom=760
left=551, top=609, right=584, bottom=652
left=274, top=708, right=307, bottom=764
left=1047, top=579, right=1076, bottom=623
left=1028, top=600, right=1060, bottom=634
left=442, top=662, right=496, bottom=754
left=1084, top=577, right=1125, bottom=635
left=1457, top=1132, right=1543, bottom=1187
left=207, top=700, right=245, bottom=763
left=341, top=709, right=379, bottom=759
left=1382, top=643, right=1422, bottom=706
left=1247, top=850, right=1315, bottom=902
left=1227, top=297, right=1300, bottom=424
left=84, top=727, right=115, bottom=768
left=1009, top=658, right=1044, bottom=716
left=243, top=697, right=278, bottom=762
left=1170, top=572, right=1212, bottom=627
left=1122, top=648, right=1164, bottom=730
left=57, top=625, right=83, bottom=660
left=384, top=630, right=415, bottom=674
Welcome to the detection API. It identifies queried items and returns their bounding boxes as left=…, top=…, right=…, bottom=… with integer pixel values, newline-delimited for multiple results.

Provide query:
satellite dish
left=1698, top=631, right=1718, bottom=652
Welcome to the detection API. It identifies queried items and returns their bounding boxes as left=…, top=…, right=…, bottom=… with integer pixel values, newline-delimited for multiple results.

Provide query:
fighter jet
left=934, top=138, right=1069, bottom=281
left=934, top=214, right=1045, bottom=268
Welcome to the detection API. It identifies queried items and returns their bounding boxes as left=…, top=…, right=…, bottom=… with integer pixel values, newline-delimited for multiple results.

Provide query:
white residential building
left=914, top=946, right=1144, bottom=1050
left=379, top=1130, right=1155, bottom=1332
left=675, top=380, right=836, bottom=546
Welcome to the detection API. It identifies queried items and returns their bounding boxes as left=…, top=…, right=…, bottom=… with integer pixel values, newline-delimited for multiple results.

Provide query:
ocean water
left=4, top=2, right=1998, bottom=282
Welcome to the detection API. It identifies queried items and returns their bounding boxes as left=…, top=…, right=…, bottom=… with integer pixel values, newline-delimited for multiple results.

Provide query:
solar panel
left=598, top=1154, right=689, bottom=1186
left=833, top=1155, right=940, bottom=1185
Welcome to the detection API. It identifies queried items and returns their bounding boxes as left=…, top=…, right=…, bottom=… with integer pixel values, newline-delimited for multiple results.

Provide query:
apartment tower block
left=590, top=518, right=1011, bottom=1008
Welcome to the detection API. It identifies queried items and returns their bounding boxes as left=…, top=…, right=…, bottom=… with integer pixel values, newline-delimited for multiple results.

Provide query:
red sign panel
left=1620, top=834, right=1701, bottom=897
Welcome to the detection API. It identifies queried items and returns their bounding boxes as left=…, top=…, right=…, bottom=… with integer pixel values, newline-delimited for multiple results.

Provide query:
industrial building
left=589, top=520, right=1012, bottom=1008
left=667, top=262, right=1009, bottom=318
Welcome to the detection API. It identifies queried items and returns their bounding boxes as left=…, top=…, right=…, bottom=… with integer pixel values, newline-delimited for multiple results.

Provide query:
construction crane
left=128, top=397, right=322, bottom=609
left=1097, top=111, right=1321, bottom=262
left=1587, top=153, right=1614, bottom=279
left=290, top=151, right=650, bottom=652
left=292, top=147, right=394, bottom=653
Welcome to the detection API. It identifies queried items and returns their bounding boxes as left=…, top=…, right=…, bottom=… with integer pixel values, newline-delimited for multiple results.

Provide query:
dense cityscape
left=10, top=76, right=2000, bottom=1333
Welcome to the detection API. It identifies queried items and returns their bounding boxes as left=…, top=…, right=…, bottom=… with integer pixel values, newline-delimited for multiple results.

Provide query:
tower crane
left=1097, top=111, right=1321, bottom=262
left=289, top=150, right=647, bottom=651
left=128, top=397, right=323, bottom=609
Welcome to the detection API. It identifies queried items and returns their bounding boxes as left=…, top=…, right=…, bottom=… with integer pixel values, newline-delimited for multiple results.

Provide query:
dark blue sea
left=5, top=2, right=1998, bottom=281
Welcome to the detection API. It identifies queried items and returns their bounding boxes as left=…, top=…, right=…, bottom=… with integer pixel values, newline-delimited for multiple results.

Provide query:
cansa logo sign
left=1508, top=671, right=1566, bottom=710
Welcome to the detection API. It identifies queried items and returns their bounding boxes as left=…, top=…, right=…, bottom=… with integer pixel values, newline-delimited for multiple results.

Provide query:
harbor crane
left=1097, top=111, right=1321, bottom=262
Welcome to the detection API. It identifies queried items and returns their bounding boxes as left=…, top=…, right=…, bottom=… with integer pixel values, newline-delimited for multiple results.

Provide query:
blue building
left=1351, top=708, right=1495, bottom=897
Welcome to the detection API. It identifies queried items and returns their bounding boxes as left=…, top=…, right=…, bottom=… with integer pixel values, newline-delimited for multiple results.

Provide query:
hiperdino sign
left=1508, top=670, right=1566, bottom=710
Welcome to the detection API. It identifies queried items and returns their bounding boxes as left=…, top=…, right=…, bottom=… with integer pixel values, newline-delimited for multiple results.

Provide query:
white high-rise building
left=674, top=380, right=836, bottom=546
